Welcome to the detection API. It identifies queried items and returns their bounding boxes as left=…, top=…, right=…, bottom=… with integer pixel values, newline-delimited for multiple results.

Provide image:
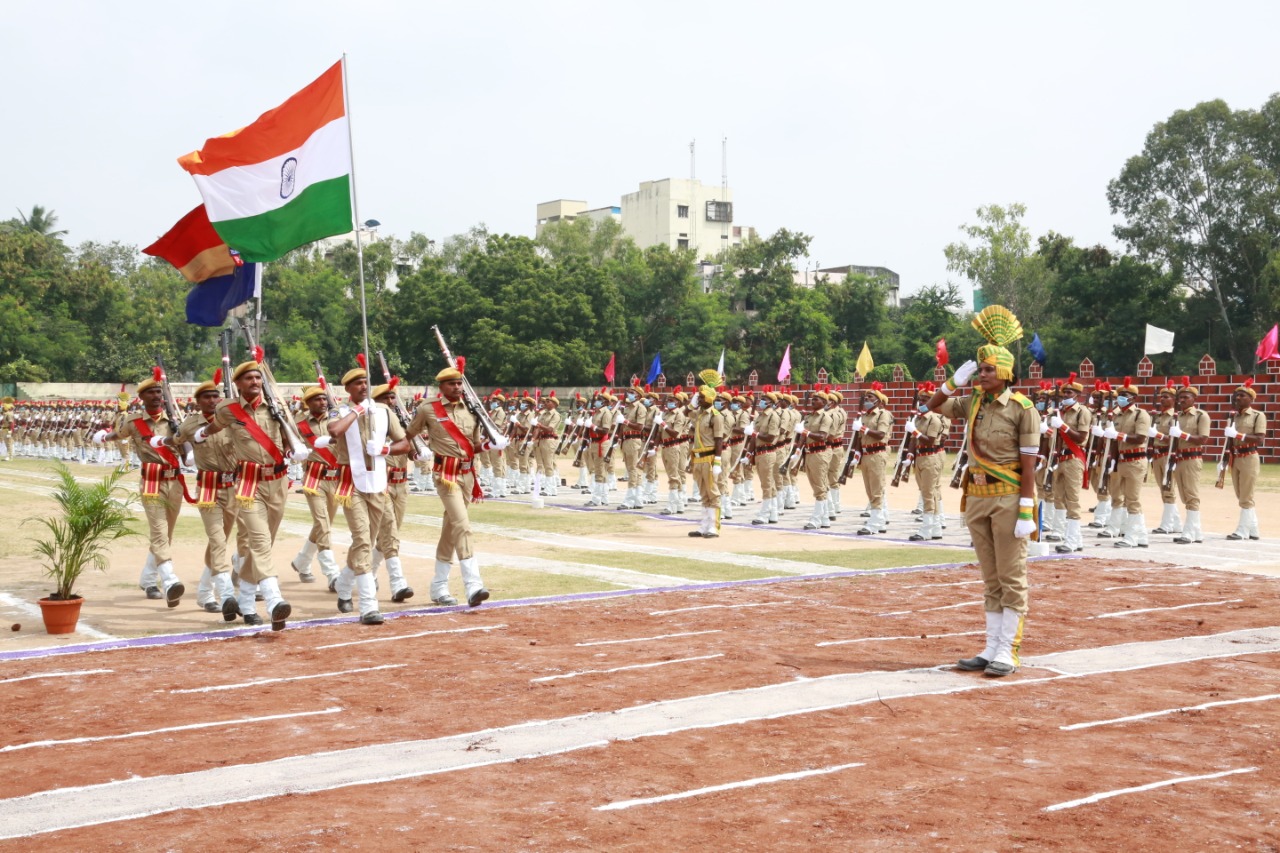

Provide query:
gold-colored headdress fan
left=971, top=305, right=1023, bottom=381
left=697, top=368, right=723, bottom=403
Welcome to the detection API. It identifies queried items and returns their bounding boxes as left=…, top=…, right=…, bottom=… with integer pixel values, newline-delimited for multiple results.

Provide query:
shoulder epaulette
left=1010, top=392, right=1033, bottom=409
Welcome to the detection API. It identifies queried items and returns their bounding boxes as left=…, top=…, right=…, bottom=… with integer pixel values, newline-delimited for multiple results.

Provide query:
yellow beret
left=341, top=367, right=368, bottom=386
left=301, top=385, right=327, bottom=403
left=436, top=366, right=463, bottom=382
left=370, top=383, right=392, bottom=400
left=135, top=376, right=159, bottom=394
left=193, top=380, right=219, bottom=396
left=232, top=360, right=262, bottom=381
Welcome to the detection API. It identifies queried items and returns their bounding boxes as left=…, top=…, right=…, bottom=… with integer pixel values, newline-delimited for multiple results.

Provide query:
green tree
left=12, top=205, right=68, bottom=238
left=944, top=203, right=1054, bottom=331
left=1107, top=96, right=1280, bottom=371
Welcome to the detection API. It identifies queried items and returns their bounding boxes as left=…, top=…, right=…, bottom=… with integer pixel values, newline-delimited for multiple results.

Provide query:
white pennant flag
left=717, top=348, right=725, bottom=378
left=1143, top=324, right=1175, bottom=355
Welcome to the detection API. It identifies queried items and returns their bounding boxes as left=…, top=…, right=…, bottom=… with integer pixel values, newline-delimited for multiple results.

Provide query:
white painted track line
left=595, top=761, right=865, bottom=811
left=1044, top=767, right=1258, bottom=812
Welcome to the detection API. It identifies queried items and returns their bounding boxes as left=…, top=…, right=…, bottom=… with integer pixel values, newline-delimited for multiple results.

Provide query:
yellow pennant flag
left=856, top=342, right=875, bottom=377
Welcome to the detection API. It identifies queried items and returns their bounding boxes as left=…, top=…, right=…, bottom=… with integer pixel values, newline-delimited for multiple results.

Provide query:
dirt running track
left=1, top=557, right=1278, bottom=851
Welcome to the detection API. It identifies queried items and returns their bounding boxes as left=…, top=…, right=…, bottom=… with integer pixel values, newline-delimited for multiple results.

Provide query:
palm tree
left=15, top=205, right=69, bottom=238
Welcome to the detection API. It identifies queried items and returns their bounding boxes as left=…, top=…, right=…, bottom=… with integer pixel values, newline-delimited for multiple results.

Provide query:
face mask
left=489, top=402, right=499, bottom=410
left=520, top=404, right=528, bottom=411
left=730, top=403, right=740, bottom=412
left=758, top=400, right=768, bottom=409
left=642, top=398, right=652, bottom=407
left=1035, top=401, right=1046, bottom=412
left=593, top=400, right=602, bottom=409
left=1115, top=395, right=1130, bottom=408
left=861, top=400, right=875, bottom=411
left=666, top=402, right=676, bottom=410
left=917, top=404, right=928, bottom=414
left=713, top=400, right=724, bottom=411
left=626, top=393, right=636, bottom=402
left=1060, top=397, right=1075, bottom=408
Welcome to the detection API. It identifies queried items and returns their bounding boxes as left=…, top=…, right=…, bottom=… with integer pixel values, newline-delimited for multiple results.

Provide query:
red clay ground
left=1, top=557, right=1278, bottom=851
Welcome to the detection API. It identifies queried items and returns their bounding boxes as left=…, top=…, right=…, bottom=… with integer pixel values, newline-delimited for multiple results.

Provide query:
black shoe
left=144, top=586, right=163, bottom=600
left=856, top=528, right=875, bottom=536
left=956, top=655, right=989, bottom=671
left=201, top=602, right=221, bottom=613
left=468, top=588, right=490, bottom=607
left=328, top=577, right=337, bottom=593
left=688, top=530, right=704, bottom=537
left=1054, top=544, right=1076, bottom=554
left=909, top=533, right=925, bottom=541
left=702, top=531, right=719, bottom=538
left=392, top=587, right=414, bottom=603
left=984, top=661, right=1016, bottom=677
left=1226, top=533, right=1244, bottom=541
left=165, top=582, right=185, bottom=608
left=432, top=594, right=459, bottom=606
left=1151, top=527, right=1170, bottom=535
left=860, top=511, right=871, bottom=518
left=1087, top=521, right=1103, bottom=528
left=270, top=601, right=291, bottom=632
left=1173, top=535, right=1194, bottom=545
left=360, top=611, right=384, bottom=625
left=243, top=613, right=264, bottom=626
left=222, top=597, right=241, bottom=622
left=337, top=598, right=354, bottom=613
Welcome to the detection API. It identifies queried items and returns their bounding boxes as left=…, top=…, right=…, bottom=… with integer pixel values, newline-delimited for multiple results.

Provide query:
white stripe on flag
left=192, top=117, right=351, bottom=222
left=1143, top=324, right=1175, bottom=355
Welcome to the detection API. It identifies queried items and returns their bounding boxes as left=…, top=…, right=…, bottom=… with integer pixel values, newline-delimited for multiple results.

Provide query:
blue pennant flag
left=645, top=352, right=662, bottom=385
left=185, top=263, right=260, bottom=327
left=1027, top=332, right=1047, bottom=366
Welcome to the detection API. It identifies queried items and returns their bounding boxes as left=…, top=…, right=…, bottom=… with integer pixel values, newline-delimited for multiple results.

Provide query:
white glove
left=193, top=425, right=209, bottom=443
left=712, top=463, right=723, bottom=477
left=1146, top=426, right=1158, bottom=438
left=337, top=406, right=351, bottom=418
left=491, top=435, right=510, bottom=451
left=1103, top=426, right=1118, bottom=440
left=654, top=413, right=665, bottom=426
left=92, top=429, right=109, bottom=445
left=365, top=440, right=386, bottom=457
left=1091, top=424, right=1105, bottom=437
left=289, top=448, right=310, bottom=463
left=578, top=417, right=590, bottom=428
left=1014, top=518, right=1037, bottom=539
left=1049, top=415, right=1064, bottom=430
left=314, top=435, right=331, bottom=449
left=852, top=417, right=864, bottom=432
left=794, top=422, right=807, bottom=434
left=744, top=423, right=755, bottom=436
left=184, top=451, right=195, bottom=468
left=907, top=419, right=919, bottom=435
left=646, top=449, right=656, bottom=458
left=1169, top=424, right=1184, bottom=439
left=1224, top=425, right=1238, bottom=439
left=951, top=359, right=978, bottom=388
left=614, top=412, right=626, bottom=426
left=1039, top=421, right=1051, bottom=435
left=148, top=436, right=167, bottom=449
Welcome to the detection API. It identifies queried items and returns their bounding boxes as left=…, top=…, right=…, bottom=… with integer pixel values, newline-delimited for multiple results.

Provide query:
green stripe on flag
left=211, top=176, right=353, bottom=263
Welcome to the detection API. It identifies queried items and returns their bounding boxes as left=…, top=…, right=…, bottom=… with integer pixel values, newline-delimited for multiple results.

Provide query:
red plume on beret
left=1067, top=371, right=1077, bottom=384
left=356, top=353, right=367, bottom=370
left=1181, top=375, right=1191, bottom=388
left=673, top=385, right=683, bottom=392
left=1123, top=375, right=1132, bottom=388
left=253, top=346, right=264, bottom=363
left=388, top=376, right=400, bottom=391
left=212, top=368, right=223, bottom=386
left=318, top=376, right=328, bottom=389
left=871, top=381, right=884, bottom=391
left=119, top=383, right=126, bottom=392
left=644, top=383, right=651, bottom=392
left=1039, top=380, right=1052, bottom=391
left=153, top=366, right=164, bottom=382
left=413, top=392, right=422, bottom=401
left=455, top=356, right=466, bottom=375
left=549, top=390, right=556, bottom=397
left=1244, top=377, right=1255, bottom=389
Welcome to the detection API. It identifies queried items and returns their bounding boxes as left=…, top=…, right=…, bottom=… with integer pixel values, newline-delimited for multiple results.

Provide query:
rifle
left=949, top=424, right=970, bottom=490
left=153, top=356, right=194, bottom=459
left=1095, top=419, right=1116, bottom=496
left=556, top=410, right=586, bottom=455
left=312, top=360, right=340, bottom=412
left=218, top=330, right=235, bottom=398
left=516, top=393, right=541, bottom=457
left=891, top=418, right=917, bottom=487
left=239, top=322, right=310, bottom=459
left=1160, top=422, right=1179, bottom=491
left=375, top=351, right=431, bottom=460
left=837, top=430, right=863, bottom=484
left=1214, top=435, right=1232, bottom=489
left=638, top=411, right=664, bottom=461
left=1043, top=406, right=1059, bottom=492
left=430, top=325, right=503, bottom=446
left=600, top=400, right=627, bottom=464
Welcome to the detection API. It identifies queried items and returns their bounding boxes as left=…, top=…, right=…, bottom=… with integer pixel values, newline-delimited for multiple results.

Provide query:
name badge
left=971, top=471, right=988, bottom=486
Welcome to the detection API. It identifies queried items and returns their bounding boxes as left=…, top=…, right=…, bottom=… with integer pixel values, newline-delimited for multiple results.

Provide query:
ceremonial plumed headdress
left=1117, top=376, right=1141, bottom=396
left=194, top=368, right=223, bottom=397
left=372, top=376, right=400, bottom=400
left=342, top=353, right=369, bottom=386
left=865, top=381, right=888, bottom=404
left=436, top=355, right=465, bottom=383
left=697, top=369, right=722, bottom=404
left=1177, top=375, right=1199, bottom=396
left=301, top=385, right=326, bottom=403
left=135, top=366, right=163, bottom=395
left=1235, top=377, right=1256, bottom=399
left=971, top=305, right=1023, bottom=381
left=1063, top=372, right=1084, bottom=393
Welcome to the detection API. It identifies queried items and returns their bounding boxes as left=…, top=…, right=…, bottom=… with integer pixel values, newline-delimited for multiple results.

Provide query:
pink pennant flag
left=777, top=344, right=792, bottom=382
left=1257, top=324, right=1279, bottom=363
left=603, top=352, right=616, bottom=384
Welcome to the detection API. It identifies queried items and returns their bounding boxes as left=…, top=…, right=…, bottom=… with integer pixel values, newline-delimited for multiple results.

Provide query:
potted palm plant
left=29, top=462, right=139, bottom=634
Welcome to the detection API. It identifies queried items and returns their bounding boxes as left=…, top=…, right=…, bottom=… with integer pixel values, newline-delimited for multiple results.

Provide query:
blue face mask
left=593, top=400, right=603, bottom=409
left=666, top=402, right=676, bottom=410
left=520, top=404, right=528, bottom=411
left=712, top=400, right=724, bottom=411
left=917, top=404, right=928, bottom=414
left=626, top=393, right=636, bottom=402
left=489, top=402, right=499, bottom=410
left=642, top=398, right=653, bottom=407
left=1115, top=395, right=1130, bottom=408
left=758, top=400, right=768, bottom=409
left=1035, top=401, right=1046, bottom=412
left=730, top=403, right=740, bottom=412
left=1060, top=397, right=1075, bottom=408
left=861, top=400, right=875, bottom=411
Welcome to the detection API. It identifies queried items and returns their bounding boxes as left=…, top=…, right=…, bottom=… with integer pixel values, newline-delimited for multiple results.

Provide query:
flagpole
left=341, top=53, right=371, bottom=368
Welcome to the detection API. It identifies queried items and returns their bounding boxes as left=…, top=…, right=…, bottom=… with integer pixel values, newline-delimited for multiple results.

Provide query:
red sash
left=431, top=399, right=484, bottom=502
left=132, top=417, right=194, bottom=504
left=297, top=418, right=339, bottom=467
left=226, top=401, right=285, bottom=466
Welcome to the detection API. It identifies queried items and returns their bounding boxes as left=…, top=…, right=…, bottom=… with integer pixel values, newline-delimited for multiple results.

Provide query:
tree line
left=4, top=94, right=1277, bottom=388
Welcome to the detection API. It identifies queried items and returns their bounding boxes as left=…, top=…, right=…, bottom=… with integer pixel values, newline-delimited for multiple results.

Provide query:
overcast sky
left=6, top=1, right=1278, bottom=301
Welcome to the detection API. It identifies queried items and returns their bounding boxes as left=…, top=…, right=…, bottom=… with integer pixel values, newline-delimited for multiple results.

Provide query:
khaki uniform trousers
left=827, top=447, right=847, bottom=491
left=536, top=438, right=558, bottom=480
left=643, top=444, right=659, bottom=487
left=861, top=449, right=888, bottom=509
left=343, top=488, right=386, bottom=576
left=434, top=471, right=476, bottom=562
left=199, top=484, right=239, bottom=575
left=1111, top=457, right=1147, bottom=514
left=236, top=476, right=286, bottom=584
left=376, top=482, right=407, bottom=559
left=622, top=438, right=642, bottom=486
left=805, top=448, right=832, bottom=501
left=693, top=457, right=719, bottom=507
left=965, top=492, right=1029, bottom=614
left=1035, top=463, right=1049, bottom=503
left=489, top=446, right=506, bottom=479
left=662, top=445, right=684, bottom=490
left=593, top=442, right=612, bottom=484
left=915, top=452, right=944, bottom=514
left=304, top=477, right=338, bottom=549
left=142, top=479, right=184, bottom=564
left=777, top=442, right=794, bottom=491
left=728, top=443, right=745, bottom=485
left=517, top=443, right=533, bottom=475
left=1151, top=452, right=1176, bottom=505
left=1232, top=453, right=1259, bottom=509
left=717, top=448, right=733, bottom=496
left=1174, top=457, right=1203, bottom=511
left=1052, top=457, right=1085, bottom=518
left=754, top=449, right=778, bottom=499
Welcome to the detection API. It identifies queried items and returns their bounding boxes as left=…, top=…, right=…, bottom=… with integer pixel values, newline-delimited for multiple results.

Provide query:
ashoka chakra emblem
left=280, top=157, right=298, bottom=199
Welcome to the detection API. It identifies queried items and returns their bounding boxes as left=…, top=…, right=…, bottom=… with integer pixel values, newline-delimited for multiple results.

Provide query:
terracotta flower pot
left=38, top=596, right=84, bottom=635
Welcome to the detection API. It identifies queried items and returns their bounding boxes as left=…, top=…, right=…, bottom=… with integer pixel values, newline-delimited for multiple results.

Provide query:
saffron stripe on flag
left=178, top=61, right=345, bottom=175
left=190, top=117, right=351, bottom=222
left=209, top=177, right=352, bottom=263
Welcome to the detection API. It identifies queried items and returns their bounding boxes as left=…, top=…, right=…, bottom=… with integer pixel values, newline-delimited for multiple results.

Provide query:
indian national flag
left=178, top=60, right=353, bottom=263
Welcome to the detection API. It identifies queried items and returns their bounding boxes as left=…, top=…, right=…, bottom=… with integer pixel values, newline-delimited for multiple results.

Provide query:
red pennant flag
left=936, top=338, right=949, bottom=366
left=1257, top=324, right=1279, bottom=363
left=603, top=352, right=616, bottom=384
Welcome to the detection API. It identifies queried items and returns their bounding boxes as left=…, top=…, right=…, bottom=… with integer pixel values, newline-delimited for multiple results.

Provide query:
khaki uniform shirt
left=916, top=410, right=947, bottom=447
left=537, top=407, right=563, bottom=439
left=408, top=396, right=483, bottom=460
left=803, top=408, right=834, bottom=444
left=691, top=407, right=725, bottom=453
left=941, top=389, right=1041, bottom=465
left=117, top=409, right=180, bottom=466
left=214, top=396, right=287, bottom=465
left=295, top=412, right=333, bottom=466
left=862, top=407, right=895, bottom=446
left=178, top=412, right=237, bottom=472
left=755, top=407, right=782, bottom=444
left=1113, top=406, right=1152, bottom=450
left=1177, top=407, right=1211, bottom=442
left=1231, top=408, right=1267, bottom=449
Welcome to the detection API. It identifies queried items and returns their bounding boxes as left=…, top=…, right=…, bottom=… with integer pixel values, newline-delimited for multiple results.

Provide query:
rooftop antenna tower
left=721, top=136, right=729, bottom=255
left=690, top=139, right=697, bottom=256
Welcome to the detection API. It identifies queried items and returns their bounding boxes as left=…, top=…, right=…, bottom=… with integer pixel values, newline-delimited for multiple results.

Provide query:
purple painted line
left=0, top=552, right=1088, bottom=664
